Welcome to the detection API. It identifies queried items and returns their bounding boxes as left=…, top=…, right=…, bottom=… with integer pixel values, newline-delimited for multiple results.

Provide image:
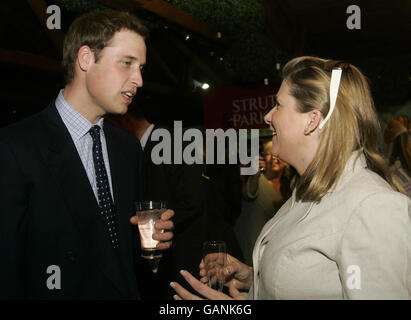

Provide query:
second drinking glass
left=202, top=241, right=227, bottom=292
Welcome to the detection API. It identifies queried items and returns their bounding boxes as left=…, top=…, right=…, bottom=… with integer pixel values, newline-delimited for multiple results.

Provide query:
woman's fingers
left=176, top=270, right=233, bottom=300
left=228, top=282, right=247, bottom=300
left=170, top=280, right=203, bottom=300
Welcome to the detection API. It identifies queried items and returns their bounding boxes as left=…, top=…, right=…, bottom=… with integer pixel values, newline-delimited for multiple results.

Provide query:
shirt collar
left=55, top=89, right=104, bottom=141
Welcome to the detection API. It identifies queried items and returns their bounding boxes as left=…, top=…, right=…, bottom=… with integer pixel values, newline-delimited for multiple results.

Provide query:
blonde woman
left=171, top=56, right=411, bottom=300
left=384, top=115, right=411, bottom=197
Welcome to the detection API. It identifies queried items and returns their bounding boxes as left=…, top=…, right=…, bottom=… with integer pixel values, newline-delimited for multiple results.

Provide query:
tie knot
left=89, top=125, right=101, bottom=140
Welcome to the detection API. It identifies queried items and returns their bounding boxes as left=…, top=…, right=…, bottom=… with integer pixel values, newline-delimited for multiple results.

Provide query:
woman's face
left=265, top=155, right=286, bottom=173
left=264, top=80, right=308, bottom=166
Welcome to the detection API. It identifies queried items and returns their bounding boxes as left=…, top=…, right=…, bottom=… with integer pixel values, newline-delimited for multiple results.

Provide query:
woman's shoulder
left=335, top=167, right=410, bottom=222
left=338, top=165, right=401, bottom=199
left=320, top=166, right=410, bottom=226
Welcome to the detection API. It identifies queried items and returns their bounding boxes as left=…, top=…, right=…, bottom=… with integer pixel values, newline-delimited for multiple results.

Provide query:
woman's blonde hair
left=384, top=115, right=411, bottom=177
left=282, top=56, right=399, bottom=202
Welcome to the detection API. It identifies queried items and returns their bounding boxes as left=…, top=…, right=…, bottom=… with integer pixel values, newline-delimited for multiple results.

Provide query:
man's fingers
left=153, top=230, right=173, bottom=241
left=155, top=220, right=174, bottom=231
left=161, top=209, right=174, bottom=221
left=129, top=216, right=138, bottom=225
left=156, top=241, right=172, bottom=250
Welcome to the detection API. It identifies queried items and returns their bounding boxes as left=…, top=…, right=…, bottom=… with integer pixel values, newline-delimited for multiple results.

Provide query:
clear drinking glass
left=135, top=201, right=167, bottom=273
left=202, top=241, right=227, bottom=291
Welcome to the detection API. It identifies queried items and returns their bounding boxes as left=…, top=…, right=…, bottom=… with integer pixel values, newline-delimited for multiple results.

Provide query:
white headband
left=319, top=68, right=342, bottom=129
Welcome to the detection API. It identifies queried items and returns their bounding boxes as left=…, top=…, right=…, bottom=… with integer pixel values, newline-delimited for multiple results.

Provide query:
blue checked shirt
left=55, top=89, right=114, bottom=202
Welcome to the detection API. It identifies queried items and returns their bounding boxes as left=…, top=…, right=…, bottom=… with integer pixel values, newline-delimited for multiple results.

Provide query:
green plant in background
left=171, top=0, right=281, bottom=84
left=55, top=0, right=282, bottom=84
left=54, top=0, right=106, bottom=13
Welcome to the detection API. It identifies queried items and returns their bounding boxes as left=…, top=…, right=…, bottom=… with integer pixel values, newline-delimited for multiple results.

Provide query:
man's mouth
left=122, top=91, right=135, bottom=100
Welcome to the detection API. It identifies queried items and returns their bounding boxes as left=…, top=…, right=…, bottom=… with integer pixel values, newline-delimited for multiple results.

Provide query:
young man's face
left=85, top=29, right=146, bottom=116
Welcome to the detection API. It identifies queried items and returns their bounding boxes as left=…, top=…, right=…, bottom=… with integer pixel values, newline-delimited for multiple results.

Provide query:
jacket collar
left=40, top=103, right=134, bottom=298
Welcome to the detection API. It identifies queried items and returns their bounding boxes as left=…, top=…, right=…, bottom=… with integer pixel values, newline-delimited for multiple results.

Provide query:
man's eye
left=140, top=65, right=145, bottom=72
left=122, top=61, right=132, bottom=66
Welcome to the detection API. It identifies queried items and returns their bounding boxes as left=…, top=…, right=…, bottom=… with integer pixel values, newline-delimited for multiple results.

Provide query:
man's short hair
left=62, top=10, right=149, bottom=84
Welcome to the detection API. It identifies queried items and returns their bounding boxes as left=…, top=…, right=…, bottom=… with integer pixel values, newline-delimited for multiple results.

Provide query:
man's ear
left=77, top=45, right=94, bottom=72
left=304, top=110, right=322, bottom=135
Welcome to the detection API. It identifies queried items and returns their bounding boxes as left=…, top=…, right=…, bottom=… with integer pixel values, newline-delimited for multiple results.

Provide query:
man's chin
left=109, top=103, right=129, bottom=115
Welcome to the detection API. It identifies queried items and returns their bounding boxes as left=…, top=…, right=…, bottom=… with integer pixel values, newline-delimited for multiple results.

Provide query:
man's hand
left=130, top=209, right=174, bottom=250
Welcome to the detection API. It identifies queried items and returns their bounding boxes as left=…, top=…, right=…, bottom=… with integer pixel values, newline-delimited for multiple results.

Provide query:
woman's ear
left=304, top=110, right=322, bottom=135
left=77, top=45, right=94, bottom=72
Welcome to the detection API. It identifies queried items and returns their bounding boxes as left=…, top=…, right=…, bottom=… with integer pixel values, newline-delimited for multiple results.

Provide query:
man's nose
left=131, top=69, right=143, bottom=88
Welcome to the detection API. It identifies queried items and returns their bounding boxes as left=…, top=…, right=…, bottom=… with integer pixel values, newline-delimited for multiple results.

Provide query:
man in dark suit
left=0, top=11, right=173, bottom=299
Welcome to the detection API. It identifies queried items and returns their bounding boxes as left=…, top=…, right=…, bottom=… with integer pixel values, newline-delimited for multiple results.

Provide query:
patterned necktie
left=89, top=125, right=119, bottom=249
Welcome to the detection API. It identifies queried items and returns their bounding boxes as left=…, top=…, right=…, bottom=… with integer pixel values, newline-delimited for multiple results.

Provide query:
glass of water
left=135, top=201, right=167, bottom=273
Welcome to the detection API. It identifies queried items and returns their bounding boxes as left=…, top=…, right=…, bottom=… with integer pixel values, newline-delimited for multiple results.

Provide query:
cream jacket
left=249, top=152, right=411, bottom=299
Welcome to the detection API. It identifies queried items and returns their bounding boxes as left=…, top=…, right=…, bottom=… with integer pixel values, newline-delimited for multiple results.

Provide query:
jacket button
left=66, top=251, right=76, bottom=261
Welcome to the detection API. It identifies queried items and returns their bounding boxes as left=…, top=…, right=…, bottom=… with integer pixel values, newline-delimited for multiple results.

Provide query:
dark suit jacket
left=0, top=103, right=144, bottom=299
left=139, top=125, right=207, bottom=299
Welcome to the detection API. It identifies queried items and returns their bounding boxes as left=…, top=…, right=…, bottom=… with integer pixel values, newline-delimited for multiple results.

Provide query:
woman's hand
left=170, top=270, right=246, bottom=300
left=200, top=254, right=253, bottom=291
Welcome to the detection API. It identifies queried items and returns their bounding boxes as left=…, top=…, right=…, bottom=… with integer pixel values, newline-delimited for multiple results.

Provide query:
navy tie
left=89, top=125, right=119, bottom=249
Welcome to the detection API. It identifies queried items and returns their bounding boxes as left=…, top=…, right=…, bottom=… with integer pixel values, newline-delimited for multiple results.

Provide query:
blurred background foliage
left=171, top=0, right=281, bottom=83
left=54, top=0, right=410, bottom=108
left=55, top=0, right=282, bottom=84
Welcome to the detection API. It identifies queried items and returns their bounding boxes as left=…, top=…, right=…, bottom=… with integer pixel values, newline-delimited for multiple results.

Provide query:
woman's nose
left=264, top=108, right=274, bottom=125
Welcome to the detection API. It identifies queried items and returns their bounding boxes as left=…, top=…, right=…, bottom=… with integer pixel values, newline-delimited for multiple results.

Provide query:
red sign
left=203, top=85, right=279, bottom=130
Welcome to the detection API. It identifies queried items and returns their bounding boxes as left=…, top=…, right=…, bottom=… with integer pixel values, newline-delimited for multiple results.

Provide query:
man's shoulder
left=0, top=105, right=52, bottom=143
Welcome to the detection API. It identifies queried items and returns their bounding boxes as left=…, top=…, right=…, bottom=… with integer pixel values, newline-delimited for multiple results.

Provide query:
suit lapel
left=41, top=104, right=130, bottom=297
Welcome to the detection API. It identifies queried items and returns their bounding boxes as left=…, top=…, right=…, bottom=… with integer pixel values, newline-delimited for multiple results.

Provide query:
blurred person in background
left=384, top=115, right=411, bottom=197
left=234, top=140, right=294, bottom=265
